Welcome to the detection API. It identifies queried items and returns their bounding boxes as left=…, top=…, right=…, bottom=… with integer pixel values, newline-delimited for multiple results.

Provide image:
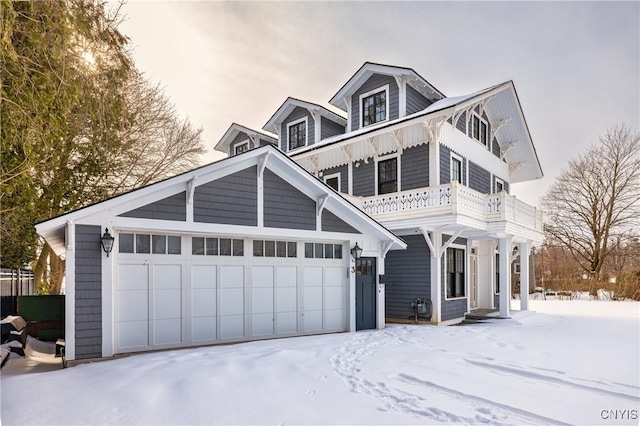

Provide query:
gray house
left=216, top=62, right=544, bottom=326
left=36, top=146, right=405, bottom=361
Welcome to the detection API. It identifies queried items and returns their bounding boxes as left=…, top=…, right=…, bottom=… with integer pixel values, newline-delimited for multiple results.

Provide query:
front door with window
left=355, top=257, right=376, bottom=330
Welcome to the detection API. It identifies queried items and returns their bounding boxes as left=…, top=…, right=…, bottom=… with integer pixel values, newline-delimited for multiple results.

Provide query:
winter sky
left=114, top=1, right=640, bottom=208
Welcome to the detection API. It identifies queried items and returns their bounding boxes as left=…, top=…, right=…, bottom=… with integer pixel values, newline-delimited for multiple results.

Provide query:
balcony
left=345, top=181, right=544, bottom=232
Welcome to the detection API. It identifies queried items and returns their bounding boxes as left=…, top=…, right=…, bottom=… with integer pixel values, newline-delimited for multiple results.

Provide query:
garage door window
left=304, top=243, right=342, bottom=259
left=119, top=233, right=181, bottom=255
left=192, top=237, right=244, bottom=256
left=253, top=240, right=297, bottom=258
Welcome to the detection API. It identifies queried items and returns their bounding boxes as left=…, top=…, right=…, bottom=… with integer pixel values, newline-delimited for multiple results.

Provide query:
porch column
left=498, top=235, right=513, bottom=317
left=424, top=230, right=442, bottom=323
left=519, top=241, right=532, bottom=311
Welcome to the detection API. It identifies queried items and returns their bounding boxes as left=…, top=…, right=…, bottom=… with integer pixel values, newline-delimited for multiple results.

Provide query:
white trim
left=286, top=116, right=309, bottom=152
left=494, top=177, right=505, bottom=193
left=359, top=84, right=390, bottom=129
left=65, top=221, right=76, bottom=360
left=450, top=152, right=463, bottom=184
left=444, top=242, right=467, bottom=301
left=323, top=172, right=341, bottom=192
left=234, top=140, right=250, bottom=155
left=375, top=152, right=400, bottom=196
left=102, top=225, right=114, bottom=358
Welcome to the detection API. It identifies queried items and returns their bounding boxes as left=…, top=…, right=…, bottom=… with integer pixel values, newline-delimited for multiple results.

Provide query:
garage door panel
left=276, top=312, right=297, bottom=334
left=192, top=317, right=216, bottom=342
left=304, top=286, right=322, bottom=311
left=118, top=320, right=148, bottom=348
left=118, top=290, right=148, bottom=322
left=119, top=264, right=148, bottom=290
left=192, top=265, right=216, bottom=289
left=153, top=318, right=181, bottom=345
left=304, top=310, right=323, bottom=332
left=303, top=267, right=323, bottom=287
left=220, top=288, right=244, bottom=315
left=192, top=288, right=216, bottom=318
left=253, top=266, right=274, bottom=288
left=153, top=289, right=181, bottom=319
left=276, top=267, right=296, bottom=287
left=220, top=315, right=244, bottom=339
left=252, top=313, right=274, bottom=336
left=324, top=309, right=344, bottom=330
left=220, top=266, right=244, bottom=288
left=252, top=287, right=274, bottom=314
left=324, top=267, right=343, bottom=287
left=276, top=287, right=297, bottom=312
left=153, top=264, right=182, bottom=289
left=325, top=286, right=343, bottom=310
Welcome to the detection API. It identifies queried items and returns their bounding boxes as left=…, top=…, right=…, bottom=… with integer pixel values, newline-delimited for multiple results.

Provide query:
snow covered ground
left=1, top=299, right=639, bottom=425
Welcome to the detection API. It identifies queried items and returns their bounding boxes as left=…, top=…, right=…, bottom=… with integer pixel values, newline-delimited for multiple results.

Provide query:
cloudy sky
left=114, top=1, right=639, bottom=207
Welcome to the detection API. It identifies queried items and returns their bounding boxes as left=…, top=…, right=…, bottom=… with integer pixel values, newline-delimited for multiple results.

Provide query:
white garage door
left=115, top=233, right=346, bottom=353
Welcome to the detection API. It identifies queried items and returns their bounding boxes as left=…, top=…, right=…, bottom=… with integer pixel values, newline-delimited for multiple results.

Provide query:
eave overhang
left=214, top=123, right=277, bottom=154
left=263, top=97, right=347, bottom=135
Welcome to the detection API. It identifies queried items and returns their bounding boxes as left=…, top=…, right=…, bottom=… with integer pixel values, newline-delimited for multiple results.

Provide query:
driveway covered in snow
left=2, top=300, right=639, bottom=425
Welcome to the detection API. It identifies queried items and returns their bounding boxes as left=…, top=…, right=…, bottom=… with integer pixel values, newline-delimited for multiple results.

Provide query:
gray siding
left=75, top=225, right=102, bottom=360
left=120, top=192, right=186, bottom=221
left=406, top=84, right=432, bottom=115
left=194, top=167, right=257, bottom=226
left=321, top=210, right=360, bottom=234
left=492, top=137, right=501, bottom=158
left=439, top=145, right=466, bottom=185
left=352, top=157, right=375, bottom=196
left=493, top=175, right=510, bottom=194
left=320, top=116, right=345, bottom=140
left=321, top=164, right=348, bottom=193
left=494, top=294, right=500, bottom=309
left=264, top=169, right=316, bottom=230
left=280, top=107, right=315, bottom=151
left=442, top=297, right=468, bottom=321
left=456, top=111, right=467, bottom=133
left=468, top=161, right=491, bottom=194
left=351, top=74, right=399, bottom=130
left=260, top=138, right=275, bottom=147
left=401, top=145, right=429, bottom=190
left=385, top=234, right=431, bottom=320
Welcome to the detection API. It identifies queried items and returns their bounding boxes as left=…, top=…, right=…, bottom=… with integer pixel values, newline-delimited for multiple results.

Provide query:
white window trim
left=444, top=243, right=467, bottom=301
left=450, top=152, right=463, bottom=184
left=494, top=249, right=500, bottom=295
left=469, top=112, right=489, bottom=148
left=495, top=177, right=505, bottom=193
left=359, top=84, right=390, bottom=129
left=375, top=152, right=401, bottom=196
left=324, top=172, right=341, bottom=192
left=234, top=140, right=250, bottom=155
left=286, top=116, right=309, bottom=152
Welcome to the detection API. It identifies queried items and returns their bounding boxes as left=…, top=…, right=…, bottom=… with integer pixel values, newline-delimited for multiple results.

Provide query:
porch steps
left=462, top=309, right=500, bottom=324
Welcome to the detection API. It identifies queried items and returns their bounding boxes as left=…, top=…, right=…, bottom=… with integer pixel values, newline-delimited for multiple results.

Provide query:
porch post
left=519, top=241, right=532, bottom=311
left=430, top=231, right=442, bottom=323
left=498, top=235, right=513, bottom=317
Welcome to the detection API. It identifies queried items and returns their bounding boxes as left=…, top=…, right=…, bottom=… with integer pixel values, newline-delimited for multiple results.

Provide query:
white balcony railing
left=348, top=182, right=543, bottom=231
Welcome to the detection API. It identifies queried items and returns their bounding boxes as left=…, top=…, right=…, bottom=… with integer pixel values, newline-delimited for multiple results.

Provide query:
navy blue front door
left=356, top=258, right=376, bottom=331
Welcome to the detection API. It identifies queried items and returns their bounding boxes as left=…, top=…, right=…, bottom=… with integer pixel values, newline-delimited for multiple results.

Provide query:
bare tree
left=542, top=125, right=640, bottom=293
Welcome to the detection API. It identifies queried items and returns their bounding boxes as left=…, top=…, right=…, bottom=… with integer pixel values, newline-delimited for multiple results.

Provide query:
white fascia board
left=214, top=123, right=277, bottom=153
left=264, top=98, right=347, bottom=133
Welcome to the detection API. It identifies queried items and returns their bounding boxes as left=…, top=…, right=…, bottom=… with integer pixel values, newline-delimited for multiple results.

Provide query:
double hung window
left=288, top=119, right=307, bottom=151
left=446, top=247, right=466, bottom=298
left=377, top=157, right=397, bottom=194
left=361, top=86, right=389, bottom=127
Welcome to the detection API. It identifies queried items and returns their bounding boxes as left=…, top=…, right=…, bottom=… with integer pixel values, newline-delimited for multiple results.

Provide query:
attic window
left=234, top=141, right=250, bottom=155
left=470, top=113, right=489, bottom=147
left=287, top=117, right=307, bottom=151
left=360, top=85, right=389, bottom=127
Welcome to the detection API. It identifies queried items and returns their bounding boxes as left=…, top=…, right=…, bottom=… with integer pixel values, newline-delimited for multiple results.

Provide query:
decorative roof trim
left=214, top=123, right=277, bottom=153
left=263, top=97, right=347, bottom=134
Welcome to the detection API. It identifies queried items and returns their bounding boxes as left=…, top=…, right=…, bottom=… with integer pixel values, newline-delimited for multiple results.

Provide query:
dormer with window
left=329, top=62, right=445, bottom=131
left=214, top=123, right=278, bottom=157
left=263, top=97, right=346, bottom=153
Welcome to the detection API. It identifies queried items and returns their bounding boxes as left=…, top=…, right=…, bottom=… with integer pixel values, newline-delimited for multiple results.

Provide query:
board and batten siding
left=351, top=74, right=399, bottom=130
left=321, top=210, right=360, bottom=234
left=120, top=192, right=186, bottom=221
left=320, top=164, right=348, bottom=193
left=468, top=161, right=491, bottom=194
left=352, top=157, right=375, bottom=196
left=280, top=107, right=315, bottom=151
left=406, top=84, right=432, bottom=115
left=263, top=168, right=316, bottom=230
left=75, top=224, right=102, bottom=360
left=320, top=116, right=345, bottom=141
left=401, top=145, right=429, bottom=190
left=384, top=234, right=431, bottom=320
left=194, top=166, right=257, bottom=226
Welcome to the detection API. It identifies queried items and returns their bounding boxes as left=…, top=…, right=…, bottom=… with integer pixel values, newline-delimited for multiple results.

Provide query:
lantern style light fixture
left=101, top=228, right=115, bottom=257
left=350, top=242, right=363, bottom=260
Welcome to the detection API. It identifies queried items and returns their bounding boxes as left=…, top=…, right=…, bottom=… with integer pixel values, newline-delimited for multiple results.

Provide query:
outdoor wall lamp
left=350, top=243, right=363, bottom=260
left=101, top=228, right=115, bottom=257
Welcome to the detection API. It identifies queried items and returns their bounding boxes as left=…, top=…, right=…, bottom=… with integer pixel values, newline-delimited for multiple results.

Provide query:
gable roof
left=295, top=81, right=543, bottom=183
left=329, top=62, right=446, bottom=111
left=262, top=97, right=347, bottom=135
left=36, top=145, right=406, bottom=255
left=214, top=123, right=277, bottom=153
